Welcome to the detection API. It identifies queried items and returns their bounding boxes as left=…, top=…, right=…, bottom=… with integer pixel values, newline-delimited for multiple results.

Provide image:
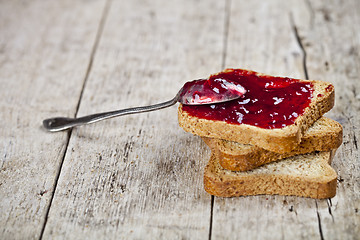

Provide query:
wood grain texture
left=292, top=0, right=360, bottom=238
left=210, top=0, right=359, bottom=239
left=41, top=0, right=225, bottom=239
left=0, top=0, right=106, bottom=239
left=1, top=0, right=358, bottom=239
left=224, top=0, right=306, bottom=79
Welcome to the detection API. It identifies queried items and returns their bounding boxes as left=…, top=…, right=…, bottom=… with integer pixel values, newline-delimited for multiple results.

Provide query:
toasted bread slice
left=203, top=117, right=343, bottom=171
left=204, top=151, right=337, bottom=199
left=178, top=69, right=335, bottom=153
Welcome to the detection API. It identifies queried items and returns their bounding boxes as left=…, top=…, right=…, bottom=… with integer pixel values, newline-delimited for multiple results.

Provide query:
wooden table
left=1, top=0, right=359, bottom=239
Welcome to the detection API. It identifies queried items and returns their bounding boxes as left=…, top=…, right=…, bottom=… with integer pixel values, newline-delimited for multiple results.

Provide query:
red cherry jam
left=182, top=69, right=314, bottom=129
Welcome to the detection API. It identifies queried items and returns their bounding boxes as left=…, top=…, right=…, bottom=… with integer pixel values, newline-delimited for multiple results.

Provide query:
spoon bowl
left=178, top=78, right=246, bottom=105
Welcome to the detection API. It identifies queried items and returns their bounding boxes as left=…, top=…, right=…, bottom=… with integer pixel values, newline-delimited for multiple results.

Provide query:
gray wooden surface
left=0, top=0, right=359, bottom=239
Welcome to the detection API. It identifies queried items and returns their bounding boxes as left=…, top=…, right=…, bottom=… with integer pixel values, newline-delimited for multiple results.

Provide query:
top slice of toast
left=178, top=69, right=335, bottom=153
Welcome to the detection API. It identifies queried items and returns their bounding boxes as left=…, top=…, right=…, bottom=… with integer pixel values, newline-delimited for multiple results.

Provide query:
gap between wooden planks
left=0, top=0, right=358, bottom=239
left=0, top=0, right=107, bottom=239
left=211, top=0, right=359, bottom=240
left=41, top=0, right=225, bottom=239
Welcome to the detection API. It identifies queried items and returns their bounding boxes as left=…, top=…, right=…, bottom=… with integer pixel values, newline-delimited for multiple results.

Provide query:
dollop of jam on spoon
left=179, top=78, right=246, bottom=105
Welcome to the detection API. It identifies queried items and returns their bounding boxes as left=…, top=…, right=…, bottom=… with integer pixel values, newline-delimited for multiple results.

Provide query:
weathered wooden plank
left=41, top=0, right=226, bottom=239
left=210, top=0, right=353, bottom=239
left=224, top=1, right=306, bottom=78
left=292, top=0, right=360, bottom=239
left=0, top=0, right=106, bottom=239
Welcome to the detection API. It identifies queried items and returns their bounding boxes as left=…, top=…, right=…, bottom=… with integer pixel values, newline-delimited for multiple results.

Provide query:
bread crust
left=178, top=70, right=335, bottom=153
left=203, top=117, right=343, bottom=171
left=203, top=151, right=337, bottom=199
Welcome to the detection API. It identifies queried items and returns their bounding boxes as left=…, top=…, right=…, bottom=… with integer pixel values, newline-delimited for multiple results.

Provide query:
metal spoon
left=43, top=79, right=246, bottom=132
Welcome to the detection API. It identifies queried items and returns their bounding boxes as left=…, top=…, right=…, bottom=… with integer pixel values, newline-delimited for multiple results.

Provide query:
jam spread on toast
left=182, top=69, right=313, bottom=129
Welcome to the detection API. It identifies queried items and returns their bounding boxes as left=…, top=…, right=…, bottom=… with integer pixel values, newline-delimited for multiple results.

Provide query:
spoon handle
left=43, top=97, right=178, bottom=132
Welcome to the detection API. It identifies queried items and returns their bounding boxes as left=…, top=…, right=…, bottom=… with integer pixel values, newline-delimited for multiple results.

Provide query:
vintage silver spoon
left=43, top=78, right=246, bottom=132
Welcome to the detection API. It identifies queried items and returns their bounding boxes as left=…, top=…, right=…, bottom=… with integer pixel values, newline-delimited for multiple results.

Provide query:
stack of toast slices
left=178, top=69, right=342, bottom=199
